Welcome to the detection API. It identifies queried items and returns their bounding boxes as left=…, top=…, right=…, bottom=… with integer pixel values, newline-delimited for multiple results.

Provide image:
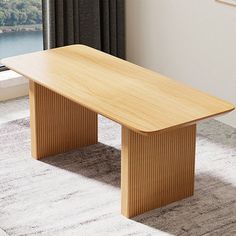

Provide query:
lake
left=0, top=31, right=43, bottom=61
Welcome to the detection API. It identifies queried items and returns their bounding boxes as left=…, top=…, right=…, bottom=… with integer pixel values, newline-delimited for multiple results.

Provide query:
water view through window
left=0, top=0, right=43, bottom=66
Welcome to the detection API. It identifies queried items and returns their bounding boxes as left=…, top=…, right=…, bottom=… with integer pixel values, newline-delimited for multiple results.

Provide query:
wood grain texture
left=121, top=125, right=196, bottom=218
left=29, top=81, right=98, bottom=159
left=1, top=45, right=234, bottom=135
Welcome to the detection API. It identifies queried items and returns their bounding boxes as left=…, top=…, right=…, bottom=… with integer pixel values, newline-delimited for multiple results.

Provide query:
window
left=0, top=0, right=43, bottom=69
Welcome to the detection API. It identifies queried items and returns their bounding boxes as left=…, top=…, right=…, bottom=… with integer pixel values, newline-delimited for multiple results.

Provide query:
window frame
left=0, top=0, right=44, bottom=73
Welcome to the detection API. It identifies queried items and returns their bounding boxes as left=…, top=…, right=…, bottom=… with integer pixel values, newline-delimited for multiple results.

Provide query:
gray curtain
left=42, top=0, right=125, bottom=59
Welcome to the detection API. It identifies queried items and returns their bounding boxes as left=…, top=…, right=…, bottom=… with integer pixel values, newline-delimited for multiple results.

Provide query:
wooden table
left=2, top=45, right=234, bottom=218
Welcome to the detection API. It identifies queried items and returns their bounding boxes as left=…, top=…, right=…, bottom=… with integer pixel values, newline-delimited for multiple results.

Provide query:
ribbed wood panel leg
left=29, top=81, right=98, bottom=159
left=121, top=125, right=196, bottom=218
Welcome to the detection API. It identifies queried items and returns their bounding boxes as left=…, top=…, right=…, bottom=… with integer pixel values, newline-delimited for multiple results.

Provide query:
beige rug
left=0, top=116, right=236, bottom=236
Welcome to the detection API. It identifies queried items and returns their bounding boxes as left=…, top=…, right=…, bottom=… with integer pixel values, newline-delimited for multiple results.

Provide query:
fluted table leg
left=29, top=81, right=98, bottom=159
left=121, top=125, right=196, bottom=218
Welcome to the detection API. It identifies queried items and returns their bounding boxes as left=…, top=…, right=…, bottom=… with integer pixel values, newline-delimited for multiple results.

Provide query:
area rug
left=0, top=116, right=236, bottom=236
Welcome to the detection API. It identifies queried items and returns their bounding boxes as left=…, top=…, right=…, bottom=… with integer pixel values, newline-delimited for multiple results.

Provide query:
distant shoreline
left=0, top=24, right=42, bottom=34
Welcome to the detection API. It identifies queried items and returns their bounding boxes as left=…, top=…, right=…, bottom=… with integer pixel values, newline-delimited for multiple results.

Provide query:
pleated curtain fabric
left=42, top=0, right=125, bottom=59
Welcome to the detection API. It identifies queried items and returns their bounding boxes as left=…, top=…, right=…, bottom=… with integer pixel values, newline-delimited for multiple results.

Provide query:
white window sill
left=0, top=70, right=28, bottom=101
left=0, top=70, right=28, bottom=88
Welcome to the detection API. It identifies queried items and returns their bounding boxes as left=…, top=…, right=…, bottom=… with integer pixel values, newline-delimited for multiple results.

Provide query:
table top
left=1, top=45, right=234, bottom=135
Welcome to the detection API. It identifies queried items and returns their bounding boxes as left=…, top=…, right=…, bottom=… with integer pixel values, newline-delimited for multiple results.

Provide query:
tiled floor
left=0, top=96, right=29, bottom=125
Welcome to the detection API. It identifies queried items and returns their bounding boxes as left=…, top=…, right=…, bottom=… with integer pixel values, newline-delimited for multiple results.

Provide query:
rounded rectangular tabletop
left=1, top=45, right=234, bottom=135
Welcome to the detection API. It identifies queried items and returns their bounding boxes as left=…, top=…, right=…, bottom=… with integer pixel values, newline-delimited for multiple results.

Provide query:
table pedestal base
left=29, top=81, right=98, bottom=159
left=121, top=125, right=196, bottom=218
left=29, top=81, right=196, bottom=218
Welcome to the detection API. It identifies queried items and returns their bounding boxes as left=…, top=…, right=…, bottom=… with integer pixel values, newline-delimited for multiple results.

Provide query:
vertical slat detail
left=29, top=81, right=98, bottom=159
left=121, top=125, right=196, bottom=218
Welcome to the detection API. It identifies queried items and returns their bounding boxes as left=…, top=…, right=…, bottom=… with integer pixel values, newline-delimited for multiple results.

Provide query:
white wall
left=126, top=0, right=236, bottom=128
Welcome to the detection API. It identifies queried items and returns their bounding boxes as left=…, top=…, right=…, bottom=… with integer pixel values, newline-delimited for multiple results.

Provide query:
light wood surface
left=29, top=81, right=98, bottom=159
left=1, top=45, right=234, bottom=135
left=2, top=45, right=234, bottom=218
left=121, top=124, right=196, bottom=218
